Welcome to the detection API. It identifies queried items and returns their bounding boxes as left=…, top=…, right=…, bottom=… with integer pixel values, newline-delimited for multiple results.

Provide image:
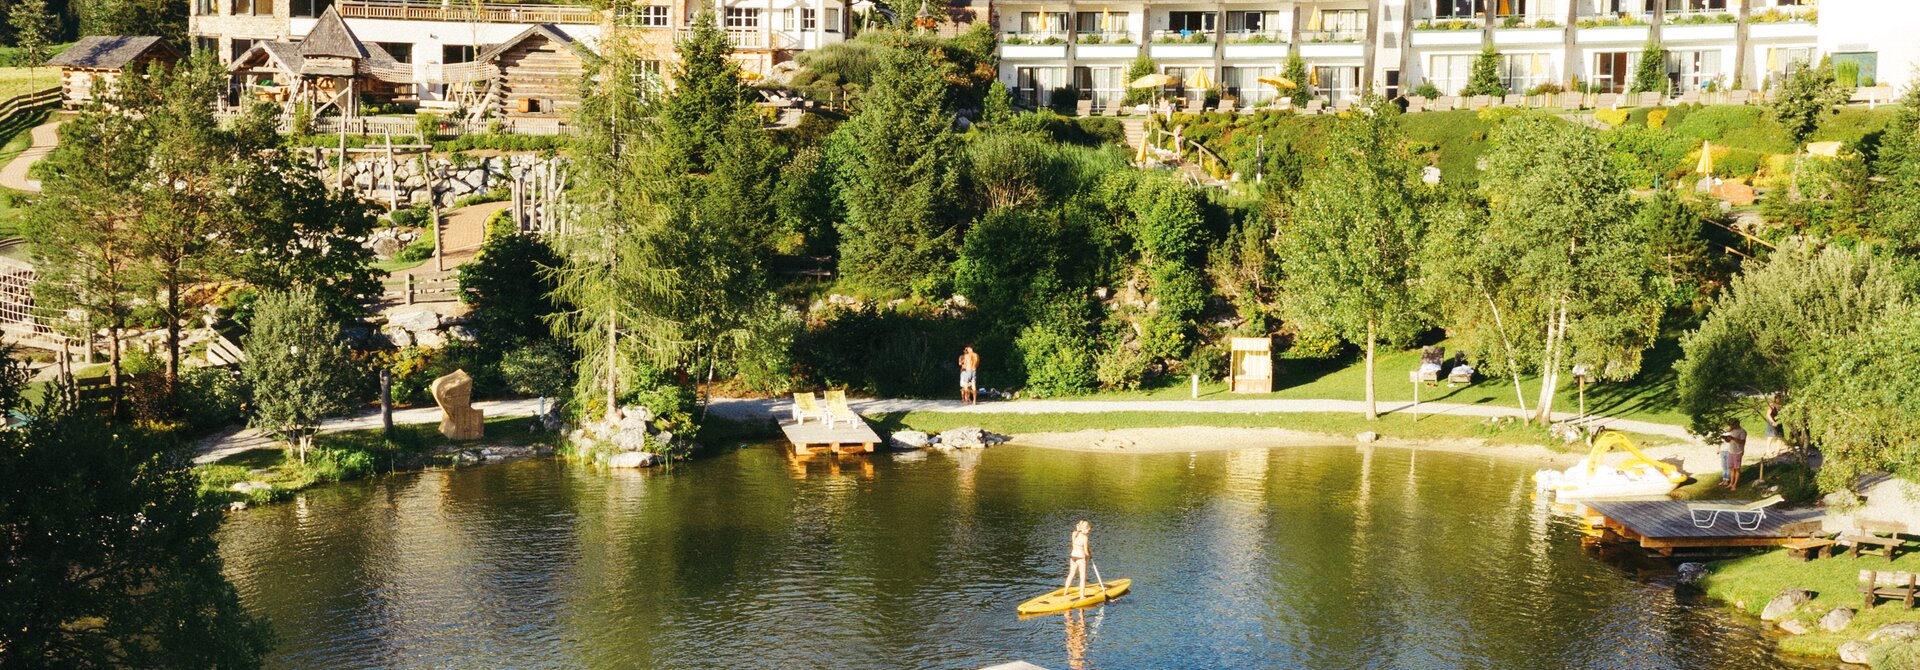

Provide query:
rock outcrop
left=1760, top=588, right=1812, bottom=622
left=1820, top=606, right=1854, bottom=633
left=889, top=430, right=931, bottom=451
left=933, top=426, right=1009, bottom=450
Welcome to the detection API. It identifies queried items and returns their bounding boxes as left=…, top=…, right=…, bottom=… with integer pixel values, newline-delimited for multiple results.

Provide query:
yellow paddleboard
left=1016, top=579, right=1132, bottom=615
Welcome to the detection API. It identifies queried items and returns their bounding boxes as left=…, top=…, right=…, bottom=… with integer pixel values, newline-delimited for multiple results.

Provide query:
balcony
left=1297, top=28, right=1362, bottom=43
left=1148, top=29, right=1212, bottom=59
left=1001, top=32, right=1069, bottom=59
left=1223, top=29, right=1286, bottom=59
left=1076, top=31, right=1139, bottom=59
left=1493, top=19, right=1564, bottom=46
left=1574, top=13, right=1651, bottom=42
left=337, top=0, right=597, bottom=25
left=1748, top=8, right=1816, bottom=39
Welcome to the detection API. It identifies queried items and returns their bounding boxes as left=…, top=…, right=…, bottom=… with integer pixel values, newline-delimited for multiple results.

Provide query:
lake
left=218, top=443, right=1825, bottom=669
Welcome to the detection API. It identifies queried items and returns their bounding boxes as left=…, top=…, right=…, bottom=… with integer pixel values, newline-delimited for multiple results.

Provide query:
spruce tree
left=1461, top=48, right=1508, bottom=97
left=1873, top=85, right=1920, bottom=250
left=1283, top=52, right=1311, bottom=107
left=1629, top=41, right=1667, bottom=94
left=832, top=44, right=964, bottom=297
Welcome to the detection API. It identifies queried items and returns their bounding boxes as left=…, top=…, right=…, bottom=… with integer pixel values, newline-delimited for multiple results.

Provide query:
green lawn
left=863, top=409, right=1682, bottom=449
left=1067, top=335, right=1699, bottom=428
left=1702, top=549, right=1920, bottom=658
left=0, top=67, right=56, bottom=100
left=197, top=415, right=557, bottom=505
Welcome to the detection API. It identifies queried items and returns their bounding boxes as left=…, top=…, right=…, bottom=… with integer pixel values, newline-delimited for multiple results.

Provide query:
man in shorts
left=958, top=345, right=980, bottom=405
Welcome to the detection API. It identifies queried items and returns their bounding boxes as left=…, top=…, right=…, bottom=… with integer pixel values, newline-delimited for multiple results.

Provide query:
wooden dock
left=779, top=418, right=880, bottom=455
left=1582, top=500, right=1824, bottom=555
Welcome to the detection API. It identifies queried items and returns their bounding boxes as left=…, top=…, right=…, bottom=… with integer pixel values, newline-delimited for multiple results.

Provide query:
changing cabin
left=46, top=36, right=181, bottom=108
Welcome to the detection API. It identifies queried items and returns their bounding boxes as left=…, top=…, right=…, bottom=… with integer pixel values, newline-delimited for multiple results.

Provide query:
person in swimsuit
left=959, top=345, right=980, bottom=405
left=1064, top=520, right=1091, bottom=598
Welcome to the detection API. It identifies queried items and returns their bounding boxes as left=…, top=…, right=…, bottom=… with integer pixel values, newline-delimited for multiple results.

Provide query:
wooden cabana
left=476, top=24, right=589, bottom=117
left=226, top=6, right=412, bottom=118
left=45, top=36, right=180, bottom=107
left=1228, top=337, right=1273, bottom=393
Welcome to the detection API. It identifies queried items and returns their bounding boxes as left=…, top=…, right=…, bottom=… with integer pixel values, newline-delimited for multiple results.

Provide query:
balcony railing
left=1001, top=31, right=1069, bottom=45
left=1150, top=29, right=1212, bottom=44
left=1664, top=9, right=1736, bottom=24
left=1298, top=29, right=1363, bottom=43
left=337, top=0, right=597, bottom=24
left=1575, top=12, right=1653, bottom=27
left=1075, top=31, right=1135, bottom=45
left=1224, top=29, right=1286, bottom=44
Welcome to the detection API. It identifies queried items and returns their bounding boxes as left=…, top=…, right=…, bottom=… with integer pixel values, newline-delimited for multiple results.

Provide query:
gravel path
left=0, top=121, right=60, bottom=193
left=193, top=398, right=548, bottom=465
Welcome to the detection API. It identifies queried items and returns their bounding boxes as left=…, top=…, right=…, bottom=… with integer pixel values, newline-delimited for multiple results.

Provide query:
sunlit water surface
left=218, top=444, right=1833, bottom=669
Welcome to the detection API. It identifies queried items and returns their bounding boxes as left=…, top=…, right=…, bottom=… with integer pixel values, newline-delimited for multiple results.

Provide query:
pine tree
left=1461, top=47, right=1508, bottom=97
left=653, top=11, right=757, bottom=175
left=1872, top=85, right=1920, bottom=250
left=1283, top=52, right=1311, bottom=107
left=1629, top=41, right=1667, bottom=94
left=10, top=0, right=53, bottom=90
left=982, top=80, right=1014, bottom=123
left=832, top=43, right=964, bottom=297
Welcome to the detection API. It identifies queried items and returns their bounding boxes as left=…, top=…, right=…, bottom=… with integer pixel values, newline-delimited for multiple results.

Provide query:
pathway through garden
left=0, top=120, right=59, bottom=193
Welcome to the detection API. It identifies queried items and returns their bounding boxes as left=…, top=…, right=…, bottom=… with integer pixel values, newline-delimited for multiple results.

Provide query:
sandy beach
left=1009, top=425, right=1724, bottom=471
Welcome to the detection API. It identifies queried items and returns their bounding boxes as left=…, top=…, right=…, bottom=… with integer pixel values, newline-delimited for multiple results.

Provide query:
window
left=1764, top=47, right=1813, bottom=86
left=1073, top=66, right=1126, bottom=110
left=1075, top=11, right=1127, bottom=34
left=230, top=38, right=255, bottom=62
left=1663, top=0, right=1725, bottom=12
left=1385, top=69, right=1401, bottom=100
left=632, top=5, right=668, bottom=27
left=1426, top=54, right=1474, bottom=95
left=195, top=0, right=215, bottom=16
left=1313, top=66, right=1361, bottom=103
left=825, top=8, right=841, bottom=32
left=195, top=36, right=218, bottom=56
left=1227, top=11, right=1277, bottom=34
left=1434, top=0, right=1481, bottom=19
left=1225, top=65, right=1279, bottom=104
left=1167, top=11, right=1215, bottom=33
left=231, top=0, right=250, bottom=15
left=776, top=8, right=794, bottom=31
left=1593, top=51, right=1632, bottom=93
left=1500, top=52, right=1550, bottom=92
left=1832, top=52, right=1878, bottom=87
left=290, top=0, right=330, bottom=17
left=1667, top=49, right=1720, bottom=92
left=1015, top=66, right=1070, bottom=109
left=802, top=8, right=816, bottom=29
left=1314, top=9, right=1366, bottom=41
left=376, top=42, right=412, bottom=64
left=725, top=8, right=761, bottom=29
left=443, top=44, right=477, bottom=64
left=1020, top=11, right=1066, bottom=35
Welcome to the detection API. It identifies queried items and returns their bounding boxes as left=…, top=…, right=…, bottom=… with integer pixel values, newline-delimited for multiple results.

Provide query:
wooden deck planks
left=779, top=418, right=880, bottom=455
left=1585, top=500, right=1824, bottom=549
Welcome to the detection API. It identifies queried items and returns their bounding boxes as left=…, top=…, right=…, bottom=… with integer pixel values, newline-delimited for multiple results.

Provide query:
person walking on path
left=1064, top=520, right=1092, bottom=598
left=1720, top=420, right=1748, bottom=490
left=958, top=345, right=980, bottom=405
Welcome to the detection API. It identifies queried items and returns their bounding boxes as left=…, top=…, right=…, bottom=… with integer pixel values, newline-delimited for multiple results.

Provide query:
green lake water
left=217, top=444, right=1830, bottom=669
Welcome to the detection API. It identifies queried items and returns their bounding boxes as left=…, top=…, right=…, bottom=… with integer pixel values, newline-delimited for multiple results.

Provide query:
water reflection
left=218, top=446, right=1823, bottom=670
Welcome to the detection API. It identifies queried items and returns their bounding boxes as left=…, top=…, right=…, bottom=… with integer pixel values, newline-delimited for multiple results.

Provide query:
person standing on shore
left=1720, top=420, right=1748, bottom=490
left=958, top=345, right=980, bottom=405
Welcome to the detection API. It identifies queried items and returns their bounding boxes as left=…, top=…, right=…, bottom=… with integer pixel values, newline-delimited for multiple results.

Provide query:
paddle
left=1090, top=558, right=1107, bottom=594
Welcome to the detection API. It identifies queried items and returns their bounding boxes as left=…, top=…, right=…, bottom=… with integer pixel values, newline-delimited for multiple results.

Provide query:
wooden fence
left=0, top=87, right=59, bottom=127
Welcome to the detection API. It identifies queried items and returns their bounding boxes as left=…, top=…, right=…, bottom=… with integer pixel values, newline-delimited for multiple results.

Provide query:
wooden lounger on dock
left=1688, top=495, right=1783, bottom=531
left=1860, top=570, right=1919, bottom=610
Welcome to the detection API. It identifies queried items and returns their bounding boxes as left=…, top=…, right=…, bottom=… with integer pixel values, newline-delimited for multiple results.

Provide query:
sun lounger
left=1558, top=93, right=1582, bottom=111
left=791, top=392, right=829, bottom=425
left=1076, top=99, right=1093, bottom=116
left=1596, top=93, right=1619, bottom=109
left=1688, top=495, right=1784, bottom=531
left=1501, top=94, right=1524, bottom=107
left=1304, top=99, right=1324, bottom=114
left=1467, top=95, right=1491, bottom=109
left=1448, top=364, right=1475, bottom=385
left=823, top=389, right=858, bottom=428
left=1431, top=96, right=1456, bottom=111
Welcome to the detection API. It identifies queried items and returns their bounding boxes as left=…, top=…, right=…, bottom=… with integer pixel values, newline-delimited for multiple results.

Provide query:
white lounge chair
left=791, top=392, right=829, bottom=425
left=823, top=389, right=858, bottom=428
left=1689, top=495, right=1785, bottom=531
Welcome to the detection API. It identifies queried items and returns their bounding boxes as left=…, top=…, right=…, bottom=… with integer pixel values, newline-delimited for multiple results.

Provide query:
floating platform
left=779, top=418, right=879, bottom=455
left=1582, top=499, right=1824, bottom=555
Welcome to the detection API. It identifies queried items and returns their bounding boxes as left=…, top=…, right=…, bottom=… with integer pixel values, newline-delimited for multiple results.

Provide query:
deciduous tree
left=1767, top=59, right=1853, bottom=146
left=240, top=286, right=360, bottom=463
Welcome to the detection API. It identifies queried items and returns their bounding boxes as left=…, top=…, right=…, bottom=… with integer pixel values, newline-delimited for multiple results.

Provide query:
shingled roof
left=46, top=36, right=178, bottom=69
left=475, top=24, right=591, bottom=63
left=299, top=6, right=367, bottom=59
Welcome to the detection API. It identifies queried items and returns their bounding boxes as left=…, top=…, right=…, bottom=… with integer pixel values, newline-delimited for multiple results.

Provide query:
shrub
left=1647, top=108, right=1669, bottom=129
left=1595, top=108, right=1630, bottom=127
left=1524, top=82, right=1564, bottom=96
left=1095, top=345, right=1149, bottom=391
left=1182, top=343, right=1227, bottom=382
left=1412, top=81, right=1442, bottom=99
left=1284, top=332, right=1343, bottom=359
left=1015, top=321, right=1096, bottom=397
left=178, top=367, right=248, bottom=435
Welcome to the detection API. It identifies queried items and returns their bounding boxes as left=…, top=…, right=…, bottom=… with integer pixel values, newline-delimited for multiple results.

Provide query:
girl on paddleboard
left=1064, top=520, right=1091, bottom=597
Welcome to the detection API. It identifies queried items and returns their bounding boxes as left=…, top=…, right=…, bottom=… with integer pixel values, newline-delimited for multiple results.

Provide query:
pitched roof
left=46, top=36, right=178, bottom=69
left=299, top=6, right=367, bottom=59
left=475, top=24, right=591, bottom=63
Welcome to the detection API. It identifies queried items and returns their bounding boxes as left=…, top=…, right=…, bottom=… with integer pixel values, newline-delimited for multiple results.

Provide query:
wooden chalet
left=446, top=24, right=591, bottom=120
left=226, top=6, right=412, bottom=117
left=45, top=36, right=181, bottom=107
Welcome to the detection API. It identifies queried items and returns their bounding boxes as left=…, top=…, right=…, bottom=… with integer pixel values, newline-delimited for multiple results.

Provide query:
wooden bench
left=1839, top=520, right=1909, bottom=562
left=1780, top=520, right=1837, bottom=561
left=1861, top=570, right=1919, bottom=610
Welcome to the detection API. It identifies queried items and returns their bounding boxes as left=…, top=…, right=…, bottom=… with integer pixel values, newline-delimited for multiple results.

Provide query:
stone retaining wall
left=337, top=153, right=568, bottom=209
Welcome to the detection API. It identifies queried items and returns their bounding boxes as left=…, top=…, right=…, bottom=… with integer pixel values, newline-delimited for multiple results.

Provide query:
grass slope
left=1701, top=549, right=1920, bottom=658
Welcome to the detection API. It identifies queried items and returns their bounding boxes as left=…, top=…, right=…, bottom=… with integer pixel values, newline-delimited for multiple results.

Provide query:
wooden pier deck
left=1582, top=500, right=1824, bottom=555
left=779, top=418, right=880, bottom=455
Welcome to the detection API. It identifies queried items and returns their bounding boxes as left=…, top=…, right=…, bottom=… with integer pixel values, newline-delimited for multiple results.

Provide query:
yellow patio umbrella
left=1695, top=140, right=1714, bottom=175
left=1258, top=75, right=1298, bottom=89
left=1037, top=9, right=1049, bottom=34
left=1100, top=6, right=1111, bottom=32
left=740, top=70, right=763, bottom=82
left=1192, top=68, right=1213, bottom=90
left=1129, top=73, right=1179, bottom=88
left=1306, top=7, right=1323, bottom=31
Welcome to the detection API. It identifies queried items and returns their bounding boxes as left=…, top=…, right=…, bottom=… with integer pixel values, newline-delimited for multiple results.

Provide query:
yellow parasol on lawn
left=1695, top=140, right=1714, bottom=175
left=1258, top=75, right=1298, bottom=89
left=1130, top=73, right=1178, bottom=88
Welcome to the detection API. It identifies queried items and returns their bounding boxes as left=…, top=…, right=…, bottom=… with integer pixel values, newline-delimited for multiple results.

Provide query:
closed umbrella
left=1695, top=140, right=1714, bottom=176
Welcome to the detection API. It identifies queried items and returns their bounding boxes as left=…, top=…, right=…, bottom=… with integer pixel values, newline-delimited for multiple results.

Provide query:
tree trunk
left=605, top=305, right=618, bottom=423
left=1482, top=288, right=1530, bottom=420
left=107, top=324, right=122, bottom=418
left=164, top=278, right=180, bottom=396
left=1534, top=299, right=1569, bottom=423
left=1531, top=306, right=1558, bottom=424
left=1364, top=319, right=1378, bottom=421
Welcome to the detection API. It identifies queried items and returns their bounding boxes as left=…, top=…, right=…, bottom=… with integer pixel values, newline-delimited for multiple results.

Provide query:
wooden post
left=405, top=274, right=415, bottom=304
left=380, top=368, right=394, bottom=437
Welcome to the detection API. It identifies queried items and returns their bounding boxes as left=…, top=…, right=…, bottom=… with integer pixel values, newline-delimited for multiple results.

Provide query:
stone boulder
left=610, top=427, right=650, bottom=452
left=1356, top=431, right=1380, bottom=443
left=1820, top=606, right=1854, bottom=633
left=608, top=451, right=657, bottom=468
left=230, top=480, right=273, bottom=495
left=1675, top=562, right=1708, bottom=589
left=889, top=430, right=931, bottom=451
left=1870, top=622, right=1920, bottom=643
left=1761, top=588, right=1814, bottom=622
left=1839, top=640, right=1872, bottom=665
left=388, top=310, right=441, bottom=332
left=381, top=326, right=414, bottom=348
left=937, top=426, right=1009, bottom=449
left=448, top=325, right=479, bottom=343
left=1778, top=619, right=1810, bottom=635
left=413, top=330, right=449, bottom=350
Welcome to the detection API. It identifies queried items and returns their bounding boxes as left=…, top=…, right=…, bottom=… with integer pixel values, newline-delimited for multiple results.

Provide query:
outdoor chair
left=1076, top=99, right=1094, bottom=116
left=1431, top=96, right=1457, bottom=111
left=1558, top=93, right=1582, bottom=111
left=1406, top=95, right=1428, bottom=112
left=1103, top=103, right=1122, bottom=117
left=822, top=389, right=858, bottom=428
left=1678, top=91, right=1700, bottom=105
left=1185, top=97, right=1207, bottom=114
left=791, top=392, right=829, bottom=425
left=1596, top=93, right=1619, bottom=109
left=1688, top=495, right=1784, bottom=531
left=1729, top=89, right=1753, bottom=105
left=1333, top=99, right=1353, bottom=113
left=1304, top=99, right=1325, bottom=114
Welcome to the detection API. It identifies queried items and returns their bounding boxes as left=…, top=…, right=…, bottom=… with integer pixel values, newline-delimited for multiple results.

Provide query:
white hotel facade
left=993, top=0, right=1920, bottom=111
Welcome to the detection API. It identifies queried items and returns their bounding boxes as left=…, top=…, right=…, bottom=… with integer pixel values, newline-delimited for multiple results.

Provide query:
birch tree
left=1275, top=99, right=1428, bottom=420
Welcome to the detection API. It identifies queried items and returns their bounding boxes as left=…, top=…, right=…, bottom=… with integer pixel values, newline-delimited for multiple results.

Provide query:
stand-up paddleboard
left=1016, top=579, right=1132, bottom=615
